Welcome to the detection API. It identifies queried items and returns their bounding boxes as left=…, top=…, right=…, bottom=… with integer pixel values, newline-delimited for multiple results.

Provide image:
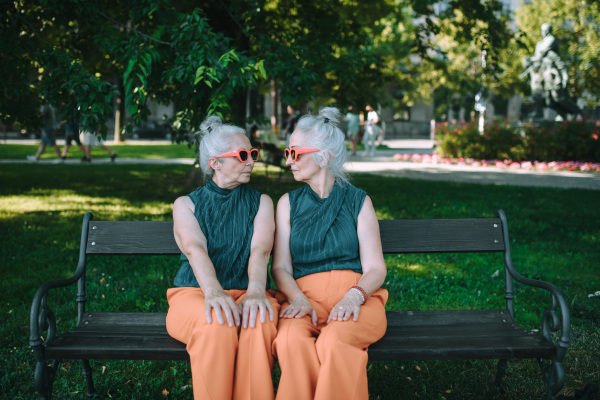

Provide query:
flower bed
left=393, top=153, right=600, bottom=173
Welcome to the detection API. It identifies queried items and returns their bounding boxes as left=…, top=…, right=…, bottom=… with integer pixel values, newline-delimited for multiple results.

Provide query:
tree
left=0, top=0, right=265, bottom=138
left=1, top=0, right=516, bottom=138
left=399, top=1, right=514, bottom=121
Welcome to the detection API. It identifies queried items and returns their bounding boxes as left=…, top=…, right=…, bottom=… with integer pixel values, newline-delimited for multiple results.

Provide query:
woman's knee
left=273, top=319, right=315, bottom=352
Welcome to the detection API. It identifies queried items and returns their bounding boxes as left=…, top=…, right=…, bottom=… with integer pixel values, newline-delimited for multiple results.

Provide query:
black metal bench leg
left=81, top=359, right=96, bottom=399
left=34, top=360, right=56, bottom=400
left=494, top=359, right=508, bottom=393
left=539, top=358, right=564, bottom=400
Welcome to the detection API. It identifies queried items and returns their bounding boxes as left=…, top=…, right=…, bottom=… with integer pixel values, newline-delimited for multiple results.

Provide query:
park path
left=2, top=138, right=599, bottom=190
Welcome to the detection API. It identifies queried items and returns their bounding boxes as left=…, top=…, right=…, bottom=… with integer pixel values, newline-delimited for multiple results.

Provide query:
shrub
left=436, top=119, right=600, bottom=162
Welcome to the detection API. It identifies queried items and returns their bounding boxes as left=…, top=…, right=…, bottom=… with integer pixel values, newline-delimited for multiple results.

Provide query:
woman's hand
left=204, top=289, right=241, bottom=327
left=327, top=290, right=363, bottom=323
left=280, top=296, right=318, bottom=326
left=239, top=290, right=275, bottom=329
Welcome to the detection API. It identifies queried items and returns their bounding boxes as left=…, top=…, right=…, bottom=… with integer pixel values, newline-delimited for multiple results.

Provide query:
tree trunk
left=113, top=77, right=125, bottom=143
left=271, top=80, right=279, bottom=138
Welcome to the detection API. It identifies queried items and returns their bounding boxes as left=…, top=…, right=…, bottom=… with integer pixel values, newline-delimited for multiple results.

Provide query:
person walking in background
left=81, top=128, right=117, bottom=163
left=282, top=105, right=301, bottom=144
left=27, top=103, right=63, bottom=163
left=59, top=106, right=86, bottom=161
left=344, top=106, right=360, bottom=156
left=363, top=105, right=380, bottom=157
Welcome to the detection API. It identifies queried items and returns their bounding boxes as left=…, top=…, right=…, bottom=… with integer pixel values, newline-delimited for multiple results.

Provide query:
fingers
left=327, top=304, right=360, bottom=323
left=266, top=301, right=275, bottom=322
left=240, top=298, right=274, bottom=328
left=206, top=296, right=241, bottom=327
left=280, top=301, right=314, bottom=320
left=205, top=303, right=213, bottom=324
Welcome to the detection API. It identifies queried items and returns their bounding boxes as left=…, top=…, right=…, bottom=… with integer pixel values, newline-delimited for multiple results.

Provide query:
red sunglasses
left=209, top=148, right=259, bottom=168
left=285, top=148, right=334, bottom=161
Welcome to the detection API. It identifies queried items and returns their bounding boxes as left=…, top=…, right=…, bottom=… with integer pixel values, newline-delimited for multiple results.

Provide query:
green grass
left=0, top=143, right=197, bottom=160
left=1, top=163, right=598, bottom=399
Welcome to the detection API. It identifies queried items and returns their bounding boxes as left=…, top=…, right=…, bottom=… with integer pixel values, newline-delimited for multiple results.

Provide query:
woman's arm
left=328, top=195, right=387, bottom=323
left=173, top=196, right=240, bottom=327
left=239, top=194, right=276, bottom=328
left=271, top=194, right=318, bottom=326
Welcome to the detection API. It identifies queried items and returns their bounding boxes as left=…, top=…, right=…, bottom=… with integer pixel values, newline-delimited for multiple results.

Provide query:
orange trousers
left=166, top=287, right=280, bottom=400
left=272, top=270, right=388, bottom=400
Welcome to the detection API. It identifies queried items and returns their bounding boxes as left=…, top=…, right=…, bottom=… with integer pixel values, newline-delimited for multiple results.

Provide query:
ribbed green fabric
left=289, top=182, right=367, bottom=279
left=173, top=180, right=261, bottom=289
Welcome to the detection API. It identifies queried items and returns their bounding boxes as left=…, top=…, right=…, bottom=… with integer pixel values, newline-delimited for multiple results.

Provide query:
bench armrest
left=498, top=210, right=570, bottom=361
left=29, top=212, right=92, bottom=361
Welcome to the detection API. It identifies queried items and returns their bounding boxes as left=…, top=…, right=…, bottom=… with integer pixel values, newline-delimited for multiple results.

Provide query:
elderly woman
left=272, top=107, right=388, bottom=400
left=166, top=115, right=279, bottom=400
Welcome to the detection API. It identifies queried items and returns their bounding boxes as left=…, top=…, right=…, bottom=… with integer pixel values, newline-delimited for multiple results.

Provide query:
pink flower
left=521, top=161, right=533, bottom=170
left=393, top=154, right=403, bottom=160
left=510, top=162, right=521, bottom=169
left=495, top=161, right=507, bottom=169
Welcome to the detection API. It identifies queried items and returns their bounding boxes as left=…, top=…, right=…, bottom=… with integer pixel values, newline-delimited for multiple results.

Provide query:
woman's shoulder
left=340, top=182, right=367, bottom=198
left=287, top=184, right=307, bottom=201
left=185, top=185, right=205, bottom=202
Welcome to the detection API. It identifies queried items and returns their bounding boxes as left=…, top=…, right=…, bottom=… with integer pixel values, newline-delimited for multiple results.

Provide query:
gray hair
left=197, top=115, right=246, bottom=179
left=294, top=106, right=349, bottom=185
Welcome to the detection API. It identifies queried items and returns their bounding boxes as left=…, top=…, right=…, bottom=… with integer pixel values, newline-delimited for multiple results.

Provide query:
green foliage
left=436, top=119, right=600, bottom=162
left=0, top=1, right=265, bottom=138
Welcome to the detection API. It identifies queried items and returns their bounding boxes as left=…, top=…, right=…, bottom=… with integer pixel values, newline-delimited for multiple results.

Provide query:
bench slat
left=44, top=310, right=554, bottom=362
left=86, top=218, right=505, bottom=255
left=379, top=218, right=504, bottom=253
left=87, top=221, right=179, bottom=255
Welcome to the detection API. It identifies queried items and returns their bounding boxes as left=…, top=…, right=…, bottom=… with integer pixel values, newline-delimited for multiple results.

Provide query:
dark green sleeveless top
left=289, top=182, right=367, bottom=279
left=173, top=180, right=262, bottom=290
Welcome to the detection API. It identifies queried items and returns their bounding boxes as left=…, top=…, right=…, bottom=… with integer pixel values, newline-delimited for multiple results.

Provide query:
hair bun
left=318, top=107, right=341, bottom=128
left=200, top=115, right=223, bottom=136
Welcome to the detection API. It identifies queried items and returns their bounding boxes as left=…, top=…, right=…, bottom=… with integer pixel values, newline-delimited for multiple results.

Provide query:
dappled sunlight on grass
left=0, top=192, right=171, bottom=220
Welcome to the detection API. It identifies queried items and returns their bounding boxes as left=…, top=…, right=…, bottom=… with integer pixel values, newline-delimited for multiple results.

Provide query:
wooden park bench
left=30, top=209, right=570, bottom=399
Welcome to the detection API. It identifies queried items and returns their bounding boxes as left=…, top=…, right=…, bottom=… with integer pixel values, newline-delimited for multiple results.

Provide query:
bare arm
left=328, top=195, right=387, bottom=323
left=271, top=194, right=318, bottom=325
left=239, top=194, right=276, bottom=328
left=173, top=196, right=240, bottom=327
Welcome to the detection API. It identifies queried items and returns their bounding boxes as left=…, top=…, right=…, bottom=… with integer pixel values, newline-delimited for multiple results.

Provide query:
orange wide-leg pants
left=166, top=287, right=280, bottom=400
left=273, top=270, right=388, bottom=400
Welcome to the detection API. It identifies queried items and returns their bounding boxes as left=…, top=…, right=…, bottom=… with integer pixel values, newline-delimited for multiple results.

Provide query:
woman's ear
left=318, top=154, right=327, bottom=168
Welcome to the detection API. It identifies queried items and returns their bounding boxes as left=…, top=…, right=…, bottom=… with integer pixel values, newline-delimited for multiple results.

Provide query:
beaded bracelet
left=349, top=285, right=368, bottom=305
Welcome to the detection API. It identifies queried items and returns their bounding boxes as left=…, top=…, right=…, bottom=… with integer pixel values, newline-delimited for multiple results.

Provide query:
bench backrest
left=85, top=215, right=506, bottom=255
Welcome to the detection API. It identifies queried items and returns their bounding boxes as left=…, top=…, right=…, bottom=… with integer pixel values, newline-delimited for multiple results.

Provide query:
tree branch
left=96, top=11, right=172, bottom=46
